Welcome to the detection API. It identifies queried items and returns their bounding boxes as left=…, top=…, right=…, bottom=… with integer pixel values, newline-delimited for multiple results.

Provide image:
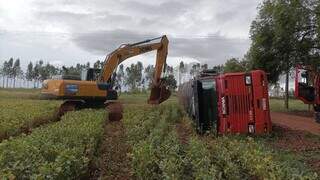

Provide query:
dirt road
left=271, top=112, right=320, bottom=135
left=92, top=121, right=132, bottom=180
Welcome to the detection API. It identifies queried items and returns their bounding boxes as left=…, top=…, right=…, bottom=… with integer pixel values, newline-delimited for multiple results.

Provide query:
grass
left=0, top=109, right=106, bottom=179
left=0, top=88, right=62, bottom=140
left=119, top=91, right=177, bottom=105
left=123, top=102, right=185, bottom=179
left=0, top=99, right=61, bottom=140
left=119, top=93, right=150, bottom=104
left=119, top=92, right=312, bottom=113
left=0, top=88, right=318, bottom=178
left=269, top=98, right=311, bottom=112
left=255, top=126, right=320, bottom=173
left=0, top=88, right=40, bottom=99
left=0, top=88, right=106, bottom=179
left=121, top=102, right=318, bottom=179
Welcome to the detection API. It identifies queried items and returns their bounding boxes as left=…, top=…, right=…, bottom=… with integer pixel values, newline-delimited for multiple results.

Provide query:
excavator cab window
left=81, top=68, right=101, bottom=81
left=81, top=70, right=88, bottom=81
left=297, top=68, right=315, bottom=103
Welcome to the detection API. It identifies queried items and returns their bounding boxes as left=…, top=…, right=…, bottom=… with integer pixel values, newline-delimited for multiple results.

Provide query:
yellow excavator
left=41, top=35, right=171, bottom=118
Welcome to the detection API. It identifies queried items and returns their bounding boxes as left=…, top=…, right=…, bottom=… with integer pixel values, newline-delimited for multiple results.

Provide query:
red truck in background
left=295, top=65, right=320, bottom=122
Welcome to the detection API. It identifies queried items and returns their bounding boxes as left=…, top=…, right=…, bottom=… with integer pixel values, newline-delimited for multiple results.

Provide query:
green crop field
left=121, top=102, right=318, bottom=179
left=0, top=88, right=318, bottom=179
left=0, top=89, right=61, bottom=141
left=0, top=88, right=41, bottom=99
left=0, top=99, right=61, bottom=140
left=0, top=109, right=106, bottom=179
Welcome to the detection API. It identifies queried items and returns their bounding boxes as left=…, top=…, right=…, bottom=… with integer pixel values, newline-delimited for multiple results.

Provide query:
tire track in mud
left=93, top=121, right=133, bottom=180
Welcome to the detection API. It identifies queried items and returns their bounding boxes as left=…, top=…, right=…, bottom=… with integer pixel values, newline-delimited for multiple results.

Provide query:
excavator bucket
left=148, top=79, right=171, bottom=104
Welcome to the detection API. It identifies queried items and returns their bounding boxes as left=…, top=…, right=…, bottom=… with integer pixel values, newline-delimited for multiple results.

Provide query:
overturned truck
left=178, top=69, right=272, bottom=134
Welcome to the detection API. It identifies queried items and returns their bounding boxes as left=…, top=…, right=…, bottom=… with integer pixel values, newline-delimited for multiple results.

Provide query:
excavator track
left=58, top=101, right=77, bottom=117
left=57, top=99, right=107, bottom=117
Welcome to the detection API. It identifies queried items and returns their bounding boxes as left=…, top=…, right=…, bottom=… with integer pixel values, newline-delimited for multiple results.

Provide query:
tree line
left=106, top=61, right=210, bottom=91
left=0, top=58, right=211, bottom=91
left=0, top=58, right=88, bottom=88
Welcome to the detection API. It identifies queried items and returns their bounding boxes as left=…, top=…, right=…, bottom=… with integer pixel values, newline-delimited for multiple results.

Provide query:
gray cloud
left=171, top=36, right=249, bottom=64
left=30, top=0, right=260, bottom=36
left=73, top=30, right=249, bottom=65
left=37, top=11, right=90, bottom=22
left=72, top=30, right=157, bottom=54
left=0, top=0, right=260, bottom=67
left=120, top=1, right=189, bottom=16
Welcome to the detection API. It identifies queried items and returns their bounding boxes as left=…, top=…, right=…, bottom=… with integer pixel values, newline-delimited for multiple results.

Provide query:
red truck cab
left=216, top=70, right=271, bottom=134
left=179, top=70, right=272, bottom=135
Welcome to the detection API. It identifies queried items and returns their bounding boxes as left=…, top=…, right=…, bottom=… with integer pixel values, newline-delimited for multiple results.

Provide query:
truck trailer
left=178, top=70, right=272, bottom=134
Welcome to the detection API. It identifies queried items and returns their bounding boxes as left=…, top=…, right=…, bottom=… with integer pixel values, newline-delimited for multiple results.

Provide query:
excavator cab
left=295, top=66, right=315, bottom=104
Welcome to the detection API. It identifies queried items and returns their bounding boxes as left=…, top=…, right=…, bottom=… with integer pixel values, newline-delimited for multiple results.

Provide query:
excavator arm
left=99, top=35, right=171, bottom=104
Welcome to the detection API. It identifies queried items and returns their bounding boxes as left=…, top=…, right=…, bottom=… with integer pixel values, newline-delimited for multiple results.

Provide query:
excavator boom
left=99, top=35, right=170, bottom=105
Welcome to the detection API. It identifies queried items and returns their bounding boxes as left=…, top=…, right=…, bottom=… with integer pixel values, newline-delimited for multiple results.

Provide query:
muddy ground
left=271, top=112, right=320, bottom=135
left=92, top=121, right=133, bottom=180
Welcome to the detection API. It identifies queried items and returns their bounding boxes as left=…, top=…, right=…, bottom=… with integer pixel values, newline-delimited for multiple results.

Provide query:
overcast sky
left=0, top=0, right=261, bottom=69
